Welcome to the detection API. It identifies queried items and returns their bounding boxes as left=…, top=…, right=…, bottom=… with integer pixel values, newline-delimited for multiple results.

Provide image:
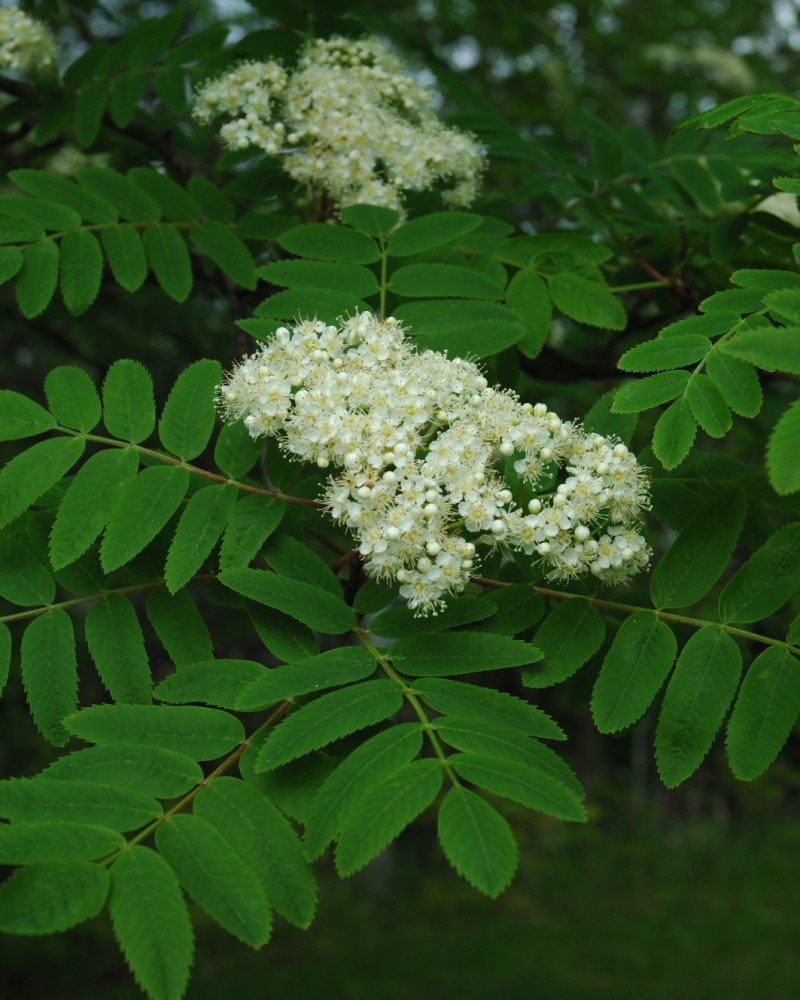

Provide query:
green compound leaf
left=0, top=391, right=55, bottom=441
left=471, top=585, right=545, bottom=635
left=413, top=677, right=565, bottom=740
left=652, top=397, right=697, bottom=469
left=234, top=647, right=377, bottom=711
left=388, top=263, right=504, bottom=299
left=190, top=219, right=256, bottom=289
left=450, top=753, right=586, bottom=821
left=147, top=588, right=213, bottom=666
left=304, top=723, right=424, bottom=860
left=0, top=822, right=124, bottom=865
left=195, top=777, right=317, bottom=928
left=219, top=567, right=356, bottom=634
left=76, top=167, right=161, bottom=222
left=548, top=272, right=626, bottom=330
left=60, top=230, right=103, bottom=316
left=143, top=225, right=192, bottom=302
left=213, top=420, right=261, bottom=479
left=102, top=359, right=156, bottom=442
left=655, top=627, right=742, bottom=787
left=64, top=704, right=244, bottom=761
left=262, top=533, right=342, bottom=597
left=218, top=494, right=285, bottom=571
left=50, top=448, right=139, bottom=568
left=340, top=203, right=401, bottom=235
left=84, top=594, right=152, bottom=704
left=255, top=680, right=404, bottom=773
left=165, top=484, right=236, bottom=593
left=727, top=646, right=800, bottom=780
left=591, top=612, right=677, bottom=733
left=0, top=436, right=85, bottom=530
left=278, top=223, right=380, bottom=264
left=0, top=246, right=23, bottom=285
left=369, top=597, right=494, bottom=639
left=767, top=399, right=800, bottom=495
left=388, top=633, right=540, bottom=677
left=719, top=523, right=800, bottom=624
left=159, top=359, right=222, bottom=461
left=671, top=157, right=722, bottom=213
left=0, top=534, right=55, bottom=606
left=335, top=760, right=443, bottom=877
left=21, top=610, right=78, bottom=747
left=16, top=240, right=60, bottom=318
left=0, top=862, right=109, bottom=936
left=100, top=465, right=190, bottom=572
left=386, top=212, right=481, bottom=256
left=650, top=491, right=747, bottom=609
left=0, top=194, right=81, bottom=231
left=705, top=351, right=762, bottom=417
left=393, top=299, right=523, bottom=358
left=110, top=847, right=194, bottom=1000
left=156, top=814, right=271, bottom=948
left=438, top=786, right=517, bottom=898
left=686, top=373, right=732, bottom=437
left=9, top=169, right=118, bottom=224
left=44, top=744, right=202, bottom=799
left=74, top=77, right=110, bottom=148
left=720, top=325, right=800, bottom=374
left=155, top=659, right=266, bottom=708
left=611, top=370, right=691, bottom=414
left=524, top=598, right=605, bottom=688
left=101, top=225, right=148, bottom=292
left=258, top=259, right=379, bottom=298
left=44, top=366, right=101, bottom=433
left=618, top=334, right=712, bottom=372
left=0, top=778, right=161, bottom=831
left=129, top=167, right=201, bottom=223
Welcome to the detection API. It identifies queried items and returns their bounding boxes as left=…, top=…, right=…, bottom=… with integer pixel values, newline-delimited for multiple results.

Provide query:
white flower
left=218, top=312, right=652, bottom=614
left=0, top=6, right=56, bottom=74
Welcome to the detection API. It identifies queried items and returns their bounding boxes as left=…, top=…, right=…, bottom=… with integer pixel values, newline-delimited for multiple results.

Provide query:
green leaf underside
left=165, top=484, right=236, bottom=592
left=255, top=680, right=404, bottom=772
left=0, top=862, right=109, bottom=935
left=303, top=723, right=424, bottom=860
left=44, top=367, right=101, bottom=432
left=195, top=778, right=317, bottom=928
left=591, top=613, right=677, bottom=732
left=650, top=491, right=747, bottom=609
left=156, top=814, right=271, bottom=948
left=218, top=568, right=356, bottom=634
left=64, top=704, right=244, bottom=760
left=718, top=523, right=800, bottom=623
left=0, top=437, right=85, bottom=529
left=437, top=786, right=517, bottom=898
left=335, top=760, right=443, bottom=876
left=727, top=647, right=800, bottom=780
left=0, top=778, right=161, bottom=831
left=524, top=599, right=606, bottom=687
left=84, top=594, right=152, bottom=704
left=450, top=753, right=586, bottom=821
left=21, top=610, right=78, bottom=746
left=101, top=465, right=190, bottom=572
left=159, top=359, right=223, bottom=461
left=44, top=744, right=202, bottom=799
left=655, top=627, right=742, bottom=787
left=235, top=647, right=378, bottom=710
left=110, top=847, right=194, bottom=1000
left=413, top=676, right=565, bottom=740
left=102, top=359, right=156, bottom=443
left=50, top=448, right=139, bottom=568
left=0, top=822, right=124, bottom=864
left=389, top=633, right=541, bottom=676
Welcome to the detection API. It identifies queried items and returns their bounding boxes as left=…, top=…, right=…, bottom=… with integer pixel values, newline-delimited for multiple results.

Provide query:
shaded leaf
left=0, top=862, right=109, bottom=935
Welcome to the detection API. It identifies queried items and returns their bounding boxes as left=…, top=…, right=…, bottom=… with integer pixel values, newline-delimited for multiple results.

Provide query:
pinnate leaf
left=278, top=223, right=380, bottom=264
left=386, top=212, right=481, bottom=256
left=16, top=240, right=59, bottom=318
left=524, top=598, right=605, bottom=687
left=143, top=225, right=192, bottom=302
left=767, top=399, right=800, bottom=495
left=388, top=633, right=540, bottom=677
left=147, top=588, right=214, bottom=666
left=44, top=366, right=101, bottom=433
left=548, top=273, right=626, bottom=330
left=165, top=484, right=236, bottom=592
left=437, top=786, right=517, bottom=898
left=591, top=612, right=677, bottom=732
left=102, top=359, right=155, bottom=442
left=218, top=494, right=285, bottom=571
left=618, top=334, right=711, bottom=372
left=219, top=567, right=355, bottom=634
left=0, top=862, right=109, bottom=935
left=85, top=594, right=152, bottom=704
left=21, top=610, right=78, bottom=746
left=0, top=822, right=124, bottom=864
left=155, top=659, right=265, bottom=708
left=718, top=523, right=800, bottom=623
left=611, top=370, right=690, bottom=413
left=101, top=225, right=148, bottom=292
left=652, top=397, right=696, bottom=469
left=0, top=391, right=54, bottom=441
left=686, top=373, right=731, bottom=437
left=0, top=778, right=161, bottom=831
left=235, top=647, right=377, bottom=710
left=60, top=230, right=103, bottom=316
left=44, top=744, right=202, bottom=799
left=706, top=351, right=762, bottom=417
left=720, top=326, right=800, bottom=374
left=110, top=847, right=194, bottom=1000
left=159, top=359, right=222, bottom=461
left=190, top=219, right=256, bottom=289
left=0, top=436, right=84, bottom=529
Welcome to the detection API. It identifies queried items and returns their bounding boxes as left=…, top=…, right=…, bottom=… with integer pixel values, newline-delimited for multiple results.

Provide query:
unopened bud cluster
left=218, top=313, right=651, bottom=615
left=193, top=35, right=485, bottom=213
left=0, top=6, right=56, bottom=74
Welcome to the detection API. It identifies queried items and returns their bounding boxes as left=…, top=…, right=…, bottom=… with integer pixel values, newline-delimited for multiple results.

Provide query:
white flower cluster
left=0, top=6, right=56, bottom=74
left=193, top=36, right=485, bottom=213
left=218, top=313, right=651, bottom=615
